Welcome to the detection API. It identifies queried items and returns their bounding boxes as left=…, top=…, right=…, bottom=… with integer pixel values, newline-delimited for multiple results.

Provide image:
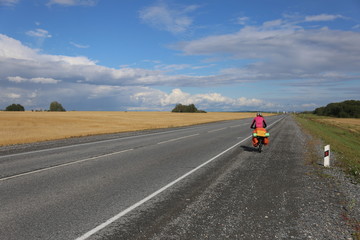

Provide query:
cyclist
left=250, top=112, right=267, bottom=129
left=250, top=112, right=268, bottom=147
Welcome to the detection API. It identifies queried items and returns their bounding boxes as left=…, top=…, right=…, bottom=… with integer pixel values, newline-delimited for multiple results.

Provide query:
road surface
left=0, top=115, right=353, bottom=239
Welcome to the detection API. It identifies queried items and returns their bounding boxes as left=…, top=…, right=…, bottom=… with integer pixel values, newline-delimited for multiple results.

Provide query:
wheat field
left=0, top=111, right=271, bottom=146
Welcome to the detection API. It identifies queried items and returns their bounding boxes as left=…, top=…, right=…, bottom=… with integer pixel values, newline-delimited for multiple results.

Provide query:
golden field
left=0, top=111, right=272, bottom=146
left=319, top=118, right=360, bottom=134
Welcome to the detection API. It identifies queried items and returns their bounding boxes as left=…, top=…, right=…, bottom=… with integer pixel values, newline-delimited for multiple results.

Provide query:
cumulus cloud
left=2, top=33, right=264, bottom=110
left=0, top=33, right=238, bottom=87
left=131, top=88, right=268, bottom=111
left=139, top=1, right=199, bottom=34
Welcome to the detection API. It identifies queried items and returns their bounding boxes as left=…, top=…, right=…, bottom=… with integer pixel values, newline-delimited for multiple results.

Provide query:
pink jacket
left=251, top=116, right=267, bottom=128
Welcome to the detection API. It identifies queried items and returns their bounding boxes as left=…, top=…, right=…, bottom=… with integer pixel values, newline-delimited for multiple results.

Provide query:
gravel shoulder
left=98, top=115, right=359, bottom=240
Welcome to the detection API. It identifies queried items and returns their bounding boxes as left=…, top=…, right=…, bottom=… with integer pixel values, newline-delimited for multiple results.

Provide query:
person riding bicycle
left=250, top=112, right=267, bottom=129
left=250, top=112, right=268, bottom=147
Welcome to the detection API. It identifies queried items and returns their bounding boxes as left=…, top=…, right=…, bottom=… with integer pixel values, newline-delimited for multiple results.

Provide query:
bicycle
left=252, top=127, right=269, bottom=153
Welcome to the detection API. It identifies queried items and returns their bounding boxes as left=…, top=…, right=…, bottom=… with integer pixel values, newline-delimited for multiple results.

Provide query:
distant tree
left=5, top=104, right=25, bottom=111
left=172, top=104, right=184, bottom=112
left=187, top=104, right=197, bottom=112
left=49, top=101, right=66, bottom=112
left=171, top=104, right=206, bottom=113
left=313, top=106, right=326, bottom=116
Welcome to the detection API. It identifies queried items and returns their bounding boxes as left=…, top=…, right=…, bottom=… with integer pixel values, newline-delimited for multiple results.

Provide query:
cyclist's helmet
left=257, top=112, right=262, bottom=116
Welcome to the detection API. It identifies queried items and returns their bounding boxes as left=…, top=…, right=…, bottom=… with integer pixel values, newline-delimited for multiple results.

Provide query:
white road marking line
left=75, top=117, right=286, bottom=240
left=0, top=149, right=133, bottom=182
left=75, top=135, right=253, bottom=240
left=208, top=127, right=227, bottom=133
left=0, top=126, right=207, bottom=159
left=0, top=117, right=284, bottom=182
left=157, top=134, right=199, bottom=145
left=1, top=117, right=277, bottom=159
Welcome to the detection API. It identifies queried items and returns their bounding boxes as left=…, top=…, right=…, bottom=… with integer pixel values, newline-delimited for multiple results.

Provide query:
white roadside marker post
left=324, top=145, right=330, bottom=167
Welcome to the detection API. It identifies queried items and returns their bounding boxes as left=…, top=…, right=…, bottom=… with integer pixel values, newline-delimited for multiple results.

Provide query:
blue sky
left=0, top=0, right=359, bottom=112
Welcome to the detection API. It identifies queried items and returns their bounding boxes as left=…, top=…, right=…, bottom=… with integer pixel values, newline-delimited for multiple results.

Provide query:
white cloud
left=47, top=0, right=97, bottom=6
left=155, top=64, right=191, bottom=71
left=0, top=0, right=18, bottom=6
left=139, top=1, right=199, bottom=34
left=175, top=18, right=360, bottom=81
left=262, top=19, right=283, bottom=28
left=157, top=88, right=266, bottom=110
left=6, top=92, right=21, bottom=99
left=301, top=103, right=317, bottom=108
left=237, top=17, right=249, bottom=25
left=305, top=14, right=344, bottom=22
left=8, top=76, right=61, bottom=84
left=26, top=29, right=52, bottom=38
left=1, top=34, right=227, bottom=87
left=7, top=76, right=26, bottom=83
left=0, top=34, right=39, bottom=60
left=70, top=41, right=90, bottom=48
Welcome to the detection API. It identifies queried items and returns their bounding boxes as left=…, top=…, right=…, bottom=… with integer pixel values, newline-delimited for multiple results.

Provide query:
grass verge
left=295, top=114, right=360, bottom=239
left=294, top=114, right=360, bottom=181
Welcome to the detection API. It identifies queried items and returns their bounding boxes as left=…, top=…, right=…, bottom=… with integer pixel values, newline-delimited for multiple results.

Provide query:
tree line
left=3, top=101, right=66, bottom=112
left=313, top=100, right=360, bottom=118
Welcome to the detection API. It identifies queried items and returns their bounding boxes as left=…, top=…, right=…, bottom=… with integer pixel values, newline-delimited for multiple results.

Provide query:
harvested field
left=319, top=118, right=360, bottom=134
left=0, top=111, right=272, bottom=146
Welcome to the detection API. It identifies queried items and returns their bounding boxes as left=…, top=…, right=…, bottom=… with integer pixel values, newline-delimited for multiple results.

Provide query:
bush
left=5, top=104, right=25, bottom=111
left=49, top=101, right=66, bottom=112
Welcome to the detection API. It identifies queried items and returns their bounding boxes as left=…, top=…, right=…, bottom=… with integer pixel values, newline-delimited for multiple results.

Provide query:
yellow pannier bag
left=255, top=128, right=267, bottom=137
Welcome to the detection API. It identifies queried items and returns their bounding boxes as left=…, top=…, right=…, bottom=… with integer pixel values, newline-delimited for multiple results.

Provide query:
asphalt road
left=0, top=114, right=295, bottom=240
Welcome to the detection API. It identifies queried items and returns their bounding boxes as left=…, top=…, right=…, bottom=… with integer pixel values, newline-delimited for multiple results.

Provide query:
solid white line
left=75, top=116, right=285, bottom=240
left=0, top=149, right=133, bottom=182
left=75, top=135, right=252, bottom=240
left=0, top=130, right=181, bottom=159
left=157, top=134, right=199, bottom=145
left=208, top=127, right=227, bottom=133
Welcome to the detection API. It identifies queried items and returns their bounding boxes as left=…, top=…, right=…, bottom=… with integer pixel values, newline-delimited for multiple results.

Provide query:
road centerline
left=208, top=127, right=227, bottom=133
left=0, top=148, right=134, bottom=182
left=157, top=133, right=199, bottom=145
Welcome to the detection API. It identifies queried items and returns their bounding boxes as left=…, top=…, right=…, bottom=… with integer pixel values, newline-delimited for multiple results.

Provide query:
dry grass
left=319, top=118, right=360, bottom=134
left=295, top=114, right=360, bottom=180
left=0, top=111, right=273, bottom=146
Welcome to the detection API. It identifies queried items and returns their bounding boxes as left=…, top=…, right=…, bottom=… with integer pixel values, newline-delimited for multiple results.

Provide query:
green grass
left=294, top=114, right=360, bottom=181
